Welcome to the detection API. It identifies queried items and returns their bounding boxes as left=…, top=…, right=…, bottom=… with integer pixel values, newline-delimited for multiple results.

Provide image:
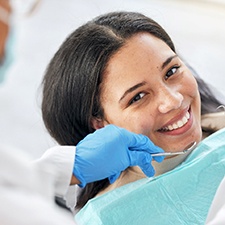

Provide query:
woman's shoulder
left=201, top=111, right=225, bottom=135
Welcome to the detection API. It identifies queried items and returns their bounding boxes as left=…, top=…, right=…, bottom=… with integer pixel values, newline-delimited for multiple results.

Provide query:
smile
left=159, top=111, right=190, bottom=132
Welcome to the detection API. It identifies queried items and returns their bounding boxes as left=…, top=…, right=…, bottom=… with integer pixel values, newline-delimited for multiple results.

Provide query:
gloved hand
left=73, top=125, right=164, bottom=188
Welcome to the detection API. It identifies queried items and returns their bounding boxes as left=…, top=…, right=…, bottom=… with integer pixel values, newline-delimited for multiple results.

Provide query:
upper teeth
left=161, top=111, right=190, bottom=131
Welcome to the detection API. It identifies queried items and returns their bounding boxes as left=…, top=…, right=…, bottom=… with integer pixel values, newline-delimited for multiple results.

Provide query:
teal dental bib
left=75, top=128, right=225, bottom=225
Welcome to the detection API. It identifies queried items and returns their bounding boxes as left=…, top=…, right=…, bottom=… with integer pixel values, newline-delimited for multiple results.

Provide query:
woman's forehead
left=104, top=33, right=175, bottom=79
left=99, top=33, right=177, bottom=104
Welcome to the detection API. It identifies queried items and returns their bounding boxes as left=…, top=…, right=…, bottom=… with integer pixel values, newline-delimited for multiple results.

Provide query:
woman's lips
left=158, top=108, right=193, bottom=135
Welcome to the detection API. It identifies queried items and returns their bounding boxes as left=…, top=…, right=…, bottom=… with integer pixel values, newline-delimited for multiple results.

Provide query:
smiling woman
left=41, top=11, right=225, bottom=213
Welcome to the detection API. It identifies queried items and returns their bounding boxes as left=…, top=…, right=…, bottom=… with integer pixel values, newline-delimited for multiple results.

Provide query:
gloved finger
left=121, top=129, right=164, bottom=154
left=120, top=129, right=150, bottom=150
left=108, top=172, right=121, bottom=184
left=148, top=144, right=164, bottom=154
left=128, top=150, right=149, bottom=166
left=140, top=141, right=165, bottom=156
left=129, top=150, right=156, bottom=177
left=152, top=155, right=164, bottom=163
left=141, top=163, right=155, bottom=177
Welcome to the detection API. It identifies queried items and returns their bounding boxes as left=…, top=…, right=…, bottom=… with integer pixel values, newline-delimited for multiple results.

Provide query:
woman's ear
left=91, top=117, right=107, bottom=130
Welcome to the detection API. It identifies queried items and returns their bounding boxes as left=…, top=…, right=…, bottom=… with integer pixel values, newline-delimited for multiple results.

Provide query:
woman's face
left=99, top=32, right=202, bottom=152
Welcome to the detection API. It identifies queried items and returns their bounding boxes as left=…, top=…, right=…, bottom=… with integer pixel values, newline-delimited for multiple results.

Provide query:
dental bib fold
left=75, top=128, right=225, bottom=225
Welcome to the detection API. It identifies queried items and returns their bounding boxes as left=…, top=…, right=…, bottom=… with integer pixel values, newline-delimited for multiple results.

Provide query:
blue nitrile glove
left=73, top=125, right=164, bottom=188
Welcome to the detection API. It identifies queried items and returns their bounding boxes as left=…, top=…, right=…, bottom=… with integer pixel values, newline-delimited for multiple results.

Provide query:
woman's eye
left=165, top=66, right=180, bottom=80
left=129, top=92, right=145, bottom=105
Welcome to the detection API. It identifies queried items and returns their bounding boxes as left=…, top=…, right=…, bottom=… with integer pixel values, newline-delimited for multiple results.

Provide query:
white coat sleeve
left=0, top=144, right=77, bottom=225
left=33, top=146, right=76, bottom=197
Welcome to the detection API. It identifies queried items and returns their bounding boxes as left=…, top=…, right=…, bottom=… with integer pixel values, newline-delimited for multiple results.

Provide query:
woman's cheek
left=121, top=113, right=149, bottom=134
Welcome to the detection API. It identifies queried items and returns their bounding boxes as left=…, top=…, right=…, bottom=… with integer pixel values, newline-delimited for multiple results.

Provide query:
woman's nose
left=157, top=86, right=183, bottom=114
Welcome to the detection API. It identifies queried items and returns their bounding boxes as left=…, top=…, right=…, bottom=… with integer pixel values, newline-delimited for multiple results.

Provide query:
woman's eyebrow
left=161, top=54, right=178, bottom=70
left=119, top=81, right=146, bottom=102
left=118, top=55, right=177, bottom=103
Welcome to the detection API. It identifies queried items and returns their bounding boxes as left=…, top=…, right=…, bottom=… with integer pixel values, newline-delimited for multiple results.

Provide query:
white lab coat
left=0, top=144, right=77, bottom=225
